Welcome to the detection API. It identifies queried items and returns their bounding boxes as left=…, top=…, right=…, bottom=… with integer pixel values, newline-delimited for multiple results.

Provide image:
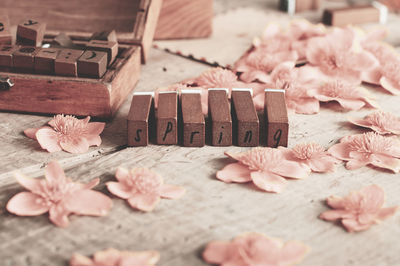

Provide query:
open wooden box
left=0, top=0, right=162, bottom=119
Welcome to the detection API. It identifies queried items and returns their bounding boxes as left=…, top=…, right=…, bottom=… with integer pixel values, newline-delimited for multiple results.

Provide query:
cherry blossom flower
left=24, top=115, right=105, bottom=154
left=348, top=111, right=400, bottom=135
left=234, top=47, right=298, bottom=84
left=6, top=161, right=112, bottom=228
left=310, top=80, right=379, bottom=111
left=265, top=62, right=321, bottom=114
left=288, top=20, right=326, bottom=60
left=378, top=54, right=400, bottom=95
left=216, top=147, right=310, bottom=193
left=203, top=232, right=309, bottom=266
left=192, top=67, right=241, bottom=89
left=319, top=185, right=398, bottom=232
left=106, top=167, right=185, bottom=212
left=328, top=132, right=400, bottom=173
left=306, top=28, right=378, bottom=83
left=253, top=23, right=293, bottom=53
left=279, top=143, right=340, bottom=173
left=70, top=248, right=160, bottom=266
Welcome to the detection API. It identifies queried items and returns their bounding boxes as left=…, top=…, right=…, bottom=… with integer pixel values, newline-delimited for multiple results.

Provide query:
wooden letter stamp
left=127, top=92, right=154, bottom=147
left=208, top=88, right=232, bottom=146
left=231, top=89, right=259, bottom=147
left=52, top=33, right=75, bottom=48
left=16, top=19, right=46, bottom=46
left=77, top=50, right=108, bottom=78
left=156, top=91, right=178, bottom=145
left=322, top=3, right=387, bottom=27
left=55, top=49, right=84, bottom=77
left=90, top=30, right=118, bottom=42
left=86, top=40, right=118, bottom=65
left=34, top=48, right=60, bottom=74
left=264, top=89, right=289, bottom=148
left=181, top=90, right=205, bottom=147
left=13, top=46, right=41, bottom=70
left=0, top=15, right=12, bottom=45
left=0, top=46, right=19, bottom=68
left=280, top=0, right=320, bottom=14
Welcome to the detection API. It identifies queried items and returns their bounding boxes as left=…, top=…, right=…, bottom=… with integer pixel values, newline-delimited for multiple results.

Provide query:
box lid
left=0, top=0, right=162, bottom=62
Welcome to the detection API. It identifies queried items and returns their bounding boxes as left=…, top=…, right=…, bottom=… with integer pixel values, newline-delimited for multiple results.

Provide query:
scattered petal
left=107, top=167, right=184, bottom=212
left=25, top=115, right=105, bottom=154
left=6, top=161, right=112, bottom=227
left=203, top=233, right=309, bottom=266
left=70, top=248, right=160, bottom=266
left=348, top=111, right=400, bottom=135
left=328, top=132, right=400, bottom=173
left=320, top=185, right=398, bottom=232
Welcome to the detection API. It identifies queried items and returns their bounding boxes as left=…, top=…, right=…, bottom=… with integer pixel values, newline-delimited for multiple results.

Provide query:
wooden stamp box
left=0, top=0, right=162, bottom=119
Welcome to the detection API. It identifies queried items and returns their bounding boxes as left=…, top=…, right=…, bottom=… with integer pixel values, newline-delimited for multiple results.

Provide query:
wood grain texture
left=154, top=0, right=213, bottom=40
left=264, top=90, right=289, bottom=148
left=127, top=93, right=154, bottom=146
left=323, top=5, right=380, bottom=26
left=180, top=92, right=205, bottom=147
left=156, top=92, right=178, bottom=145
left=231, top=90, right=259, bottom=147
left=1, top=1, right=400, bottom=265
left=208, top=89, right=232, bottom=146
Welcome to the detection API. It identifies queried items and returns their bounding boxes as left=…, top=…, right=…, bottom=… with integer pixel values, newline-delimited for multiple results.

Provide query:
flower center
left=348, top=132, right=394, bottom=154
left=364, top=111, right=394, bottom=130
left=292, top=143, right=324, bottom=160
left=238, top=148, right=283, bottom=172
left=52, top=115, right=87, bottom=137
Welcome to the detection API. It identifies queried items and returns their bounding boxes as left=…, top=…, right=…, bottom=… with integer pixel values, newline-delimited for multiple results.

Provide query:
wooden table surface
left=1, top=1, right=400, bottom=265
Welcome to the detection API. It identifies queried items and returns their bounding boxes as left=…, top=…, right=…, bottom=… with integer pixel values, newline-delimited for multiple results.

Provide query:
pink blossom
left=319, top=185, right=398, bottom=232
left=310, top=80, right=378, bottom=111
left=106, top=167, right=185, bottom=212
left=328, top=132, right=400, bottom=173
left=192, top=67, right=241, bottom=89
left=234, top=48, right=298, bottom=83
left=306, top=28, right=378, bottom=83
left=279, top=143, right=340, bottom=173
left=348, top=111, right=400, bottom=135
left=203, top=232, right=309, bottom=266
left=6, top=161, right=112, bottom=227
left=216, top=148, right=310, bottom=193
left=70, top=248, right=160, bottom=266
left=288, top=20, right=326, bottom=60
left=24, top=115, right=105, bottom=154
left=267, top=62, right=321, bottom=114
left=379, top=55, right=400, bottom=95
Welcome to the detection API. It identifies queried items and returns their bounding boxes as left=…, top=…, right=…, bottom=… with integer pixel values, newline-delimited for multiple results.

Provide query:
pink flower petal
left=307, top=156, right=337, bottom=172
left=65, top=190, right=112, bottom=216
left=49, top=203, right=71, bottom=228
left=115, top=167, right=130, bottom=183
left=60, top=137, right=90, bottom=154
left=328, top=143, right=352, bottom=161
left=380, top=76, right=400, bottom=95
left=286, top=97, right=320, bottom=115
left=281, top=241, right=310, bottom=266
left=216, top=162, right=252, bottom=183
left=371, top=154, right=400, bottom=173
left=345, top=156, right=372, bottom=170
left=35, top=127, right=62, bottom=152
left=335, top=98, right=366, bottom=110
left=45, top=161, right=67, bottom=185
left=202, top=241, right=232, bottom=265
left=14, top=172, right=43, bottom=193
left=6, top=192, right=49, bottom=216
left=252, top=93, right=265, bottom=111
left=159, top=184, right=185, bottom=199
left=326, top=196, right=345, bottom=209
left=128, top=194, right=160, bottom=212
left=85, top=135, right=102, bottom=147
left=341, top=218, right=372, bottom=232
left=377, top=206, right=399, bottom=220
left=272, top=160, right=310, bottom=179
left=319, top=209, right=353, bottom=221
left=250, top=171, right=288, bottom=193
left=85, top=122, right=105, bottom=136
left=361, top=68, right=382, bottom=85
left=24, top=127, right=40, bottom=140
left=69, top=253, right=93, bottom=266
left=106, top=181, right=133, bottom=199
